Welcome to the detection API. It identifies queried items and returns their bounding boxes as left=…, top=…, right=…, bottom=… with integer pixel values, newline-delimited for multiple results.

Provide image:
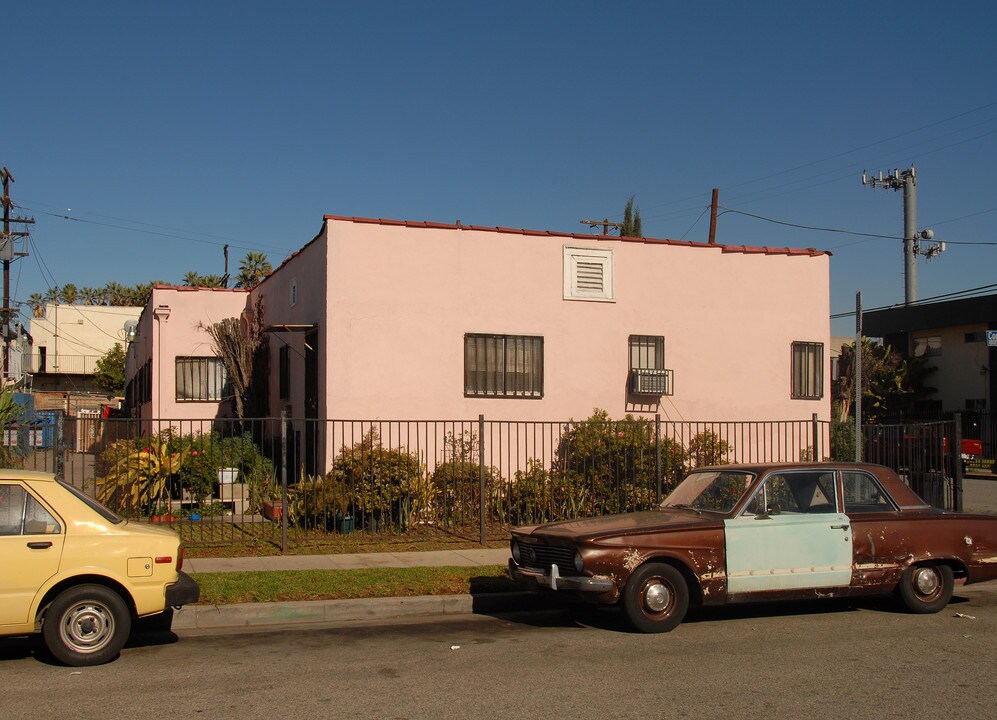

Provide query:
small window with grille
left=791, top=341, right=824, bottom=400
left=464, top=334, right=543, bottom=398
left=629, top=335, right=669, bottom=395
left=175, top=357, right=230, bottom=402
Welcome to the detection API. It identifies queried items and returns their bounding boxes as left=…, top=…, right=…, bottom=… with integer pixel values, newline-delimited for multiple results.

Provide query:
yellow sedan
left=0, top=470, right=199, bottom=666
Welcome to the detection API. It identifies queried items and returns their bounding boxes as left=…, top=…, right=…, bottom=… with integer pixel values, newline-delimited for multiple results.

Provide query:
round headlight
left=511, top=540, right=521, bottom=563
left=574, top=550, right=584, bottom=574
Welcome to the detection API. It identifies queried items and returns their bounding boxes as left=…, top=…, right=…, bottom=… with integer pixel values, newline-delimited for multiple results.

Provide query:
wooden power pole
left=1, top=167, right=34, bottom=380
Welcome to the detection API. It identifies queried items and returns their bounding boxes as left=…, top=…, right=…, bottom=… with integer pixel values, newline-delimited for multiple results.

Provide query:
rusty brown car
left=509, top=462, right=997, bottom=633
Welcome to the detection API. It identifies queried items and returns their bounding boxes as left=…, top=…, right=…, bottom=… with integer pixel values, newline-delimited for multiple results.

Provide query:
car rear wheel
left=897, top=563, right=954, bottom=614
left=622, top=562, right=689, bottom=633
left=42, top=585, right=131, bottom=666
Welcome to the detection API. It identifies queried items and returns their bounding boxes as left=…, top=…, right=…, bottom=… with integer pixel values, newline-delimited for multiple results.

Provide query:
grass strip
left=193, top=564, right=521, bottom=605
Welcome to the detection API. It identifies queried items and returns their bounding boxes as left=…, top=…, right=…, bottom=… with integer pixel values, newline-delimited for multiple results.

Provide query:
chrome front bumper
left=508, top=559, right=615, bottom=592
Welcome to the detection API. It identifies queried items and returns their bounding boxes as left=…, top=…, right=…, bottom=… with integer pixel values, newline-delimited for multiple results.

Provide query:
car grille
left=519, top=543, right=575, bottom=575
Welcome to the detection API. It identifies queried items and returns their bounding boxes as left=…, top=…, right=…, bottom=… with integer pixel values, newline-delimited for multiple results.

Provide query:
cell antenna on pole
left=861, top=165, right=943, bottom=306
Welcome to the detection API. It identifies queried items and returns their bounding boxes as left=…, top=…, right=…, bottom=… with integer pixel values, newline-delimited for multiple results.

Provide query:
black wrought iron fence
left=2, top=412, right=832, bottom=549
left=861, top=419, right=961, bottom=510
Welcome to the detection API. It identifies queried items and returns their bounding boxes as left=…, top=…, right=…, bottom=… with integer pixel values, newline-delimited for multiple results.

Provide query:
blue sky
left=5, top=1, right=996, bottom=336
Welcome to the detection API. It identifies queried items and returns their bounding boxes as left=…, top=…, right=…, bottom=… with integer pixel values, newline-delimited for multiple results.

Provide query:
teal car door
left=724, top=470, right=852, bottom=595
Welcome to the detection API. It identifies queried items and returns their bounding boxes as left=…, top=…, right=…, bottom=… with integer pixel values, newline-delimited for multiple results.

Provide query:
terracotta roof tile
left=318, top=214, right=831, bottom=257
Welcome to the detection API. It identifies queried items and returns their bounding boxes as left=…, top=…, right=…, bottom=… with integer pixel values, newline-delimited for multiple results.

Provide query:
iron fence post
left=281, top=410, right=289, bottom=553
left=811, top=413, right=819, bottom=461
left=954, top=412, right=963, bottom=513
left=54, top=411, right=65, bottom=483
left=655, top=414, right=662, bottom=503
left=479, top=414, right=486, bottom=546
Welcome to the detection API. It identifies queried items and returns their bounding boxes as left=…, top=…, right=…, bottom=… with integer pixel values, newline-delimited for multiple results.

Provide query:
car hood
left=516, top=508, right=721, bottom=542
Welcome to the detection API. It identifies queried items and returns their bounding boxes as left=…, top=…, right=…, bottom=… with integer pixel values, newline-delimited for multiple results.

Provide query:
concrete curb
left=171, top=591, right=549, bottom=631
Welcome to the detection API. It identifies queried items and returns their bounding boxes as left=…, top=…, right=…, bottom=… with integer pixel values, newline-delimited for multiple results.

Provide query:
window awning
left=263, top=324, right=317, bottom=333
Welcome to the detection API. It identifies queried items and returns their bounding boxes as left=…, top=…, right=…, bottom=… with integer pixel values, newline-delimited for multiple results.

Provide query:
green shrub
left=506, top=460, right=590, bottom=525
left=330, top=428, right=426, bottom=529
left=287, top=472, right=349, bottom=529
left=178, top=432, right=276, bottom=513
left=556, top=409, right=686, bottom=514
left=686, top=429, right=731, bottom=468
left=430, top=432, right=501, bottom=526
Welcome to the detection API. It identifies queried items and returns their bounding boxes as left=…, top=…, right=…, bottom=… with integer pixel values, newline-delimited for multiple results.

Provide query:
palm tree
left=103, top=282, right=126, bottom=306
left=80, top=287, right=100, bottom=305
left=183, top=271, right=202, bottom=287
left=235, top=251, right=272, bottom=288
left=27, top=293, right=44, bottom=318
left=59, top=283, right=79, bottom=305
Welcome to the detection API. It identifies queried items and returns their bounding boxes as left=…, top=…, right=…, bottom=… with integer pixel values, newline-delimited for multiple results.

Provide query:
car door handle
left=830, top=524, right=850, bottom=530
left=27, top=541, right=53, bottom=549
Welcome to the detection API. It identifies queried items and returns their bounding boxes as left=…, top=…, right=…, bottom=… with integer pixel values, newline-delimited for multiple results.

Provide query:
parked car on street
left=0, top=470, right=199, bottom=665
left=509, top=462, right=997, bottom=633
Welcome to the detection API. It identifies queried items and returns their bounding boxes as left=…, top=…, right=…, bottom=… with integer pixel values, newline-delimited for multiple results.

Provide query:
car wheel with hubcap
left=42, top=585, right=131, bottom=666
left=897, top=563, right=953, bottom=614
left=622, top=562, right=689, bottom=633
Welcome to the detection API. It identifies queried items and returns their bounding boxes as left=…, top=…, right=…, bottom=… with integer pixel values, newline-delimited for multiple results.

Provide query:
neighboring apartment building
left=863, top=293, right=997, bottom=414
left=124, top=215, right=832, bottom=470
left=125, top=287, right=249, bottom=423
left=28, top=303, right=142, bottom=395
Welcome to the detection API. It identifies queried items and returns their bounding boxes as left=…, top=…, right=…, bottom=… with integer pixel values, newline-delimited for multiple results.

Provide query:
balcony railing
left=28, top=353, right=102, bottom=374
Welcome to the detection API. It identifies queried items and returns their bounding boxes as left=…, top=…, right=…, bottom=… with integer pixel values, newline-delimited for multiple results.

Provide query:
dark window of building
left=791, top=341, right=824, bottom=400
left=464, top=334, right=543, bottom=398
left=278, top=345, right=290, bottom=400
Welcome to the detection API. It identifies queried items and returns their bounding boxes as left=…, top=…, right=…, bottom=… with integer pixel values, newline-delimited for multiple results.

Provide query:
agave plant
left=99, top=440, right=188, bottom=516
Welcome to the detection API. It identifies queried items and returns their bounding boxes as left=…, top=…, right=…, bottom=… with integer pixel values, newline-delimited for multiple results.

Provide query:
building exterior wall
left=313, top=218, right=830, bottom=424
left=126, top=287, right=249, bottom=425
left=29, top=304, right=141, bottom=375
left=909, top=324, right=991, bottom=413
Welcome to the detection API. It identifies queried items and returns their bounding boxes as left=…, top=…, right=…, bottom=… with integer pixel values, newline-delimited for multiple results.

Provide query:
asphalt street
left=4, top=585, right=994, bottom=720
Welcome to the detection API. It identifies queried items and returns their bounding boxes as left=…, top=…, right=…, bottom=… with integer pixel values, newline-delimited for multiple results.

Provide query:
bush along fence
left=1, top=409, right=969, bottom=549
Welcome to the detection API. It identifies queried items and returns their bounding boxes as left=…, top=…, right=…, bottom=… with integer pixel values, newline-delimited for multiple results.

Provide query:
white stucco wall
left=30, top=304, right=141, bottom=373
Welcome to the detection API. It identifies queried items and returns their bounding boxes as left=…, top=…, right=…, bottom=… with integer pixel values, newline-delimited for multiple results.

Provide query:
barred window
left=629, top=335, right=664, bottom=370
left=791, top=341, right=823, bottom=400
left=176, top=357, right=229, bottom=402
left=464, top=334, right=543, bottom=398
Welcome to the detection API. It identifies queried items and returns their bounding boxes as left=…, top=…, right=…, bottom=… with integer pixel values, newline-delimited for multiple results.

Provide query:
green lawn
left=193, top=565, right=521, bottom=605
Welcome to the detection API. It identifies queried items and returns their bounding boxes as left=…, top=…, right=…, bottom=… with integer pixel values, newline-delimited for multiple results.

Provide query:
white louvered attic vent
left=575, top=261, right=604, bottom=292
left=563, top=246, right=614, bottom=302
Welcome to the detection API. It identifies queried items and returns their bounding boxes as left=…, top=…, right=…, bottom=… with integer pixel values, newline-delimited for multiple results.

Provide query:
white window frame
left=563, top=246, right=614, bottom=302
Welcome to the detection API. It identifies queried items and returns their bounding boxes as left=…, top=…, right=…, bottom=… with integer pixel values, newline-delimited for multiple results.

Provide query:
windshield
left=58, top=479, right=124, bottom=525
left=662, top=470, right=756, bottom=514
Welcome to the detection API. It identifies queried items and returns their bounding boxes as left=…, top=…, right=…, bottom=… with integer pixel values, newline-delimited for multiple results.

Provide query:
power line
left=721, top=206, right=997, bottom=246
left=830, top=283, right=997, bottom=319
left=15, top=204, right=291, bottom=254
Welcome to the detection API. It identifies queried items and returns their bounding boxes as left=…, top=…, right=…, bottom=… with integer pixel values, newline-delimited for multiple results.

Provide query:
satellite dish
left=123, top=319, right=138, bottom=341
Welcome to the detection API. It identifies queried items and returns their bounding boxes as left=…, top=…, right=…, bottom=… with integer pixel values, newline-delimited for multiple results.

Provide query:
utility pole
left=707, top=188, right=719, bottom=244
left=861, top=165, right=942, bottom=306
left=1, top=167, right=34, bottom=381
left=580, top=218, right=623, bottom=236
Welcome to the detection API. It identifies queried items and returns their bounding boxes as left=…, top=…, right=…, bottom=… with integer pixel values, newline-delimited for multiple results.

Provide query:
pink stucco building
left=125, top=215, right=831, bottom=468
left=125, top=286, right=249, bottom=424
left=251, top=216, right=830, bottom=422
